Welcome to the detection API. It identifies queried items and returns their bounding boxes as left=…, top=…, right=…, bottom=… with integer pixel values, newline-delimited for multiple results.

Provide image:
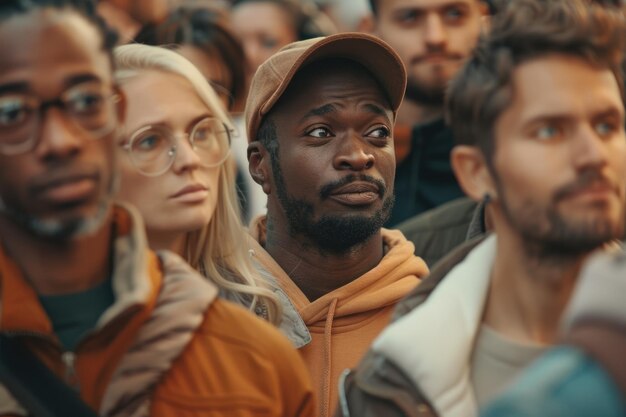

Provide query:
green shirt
left=39, top=278, right=115, bottom=352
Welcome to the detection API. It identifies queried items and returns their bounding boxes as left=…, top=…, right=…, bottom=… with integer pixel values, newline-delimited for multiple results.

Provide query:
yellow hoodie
left=249, top=217, right=429, bottom=417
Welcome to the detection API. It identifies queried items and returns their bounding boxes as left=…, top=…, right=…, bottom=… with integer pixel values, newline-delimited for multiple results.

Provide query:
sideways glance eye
left=367, top=126, right=391, bottom=139
left=307, top=127, right=333, bottom=138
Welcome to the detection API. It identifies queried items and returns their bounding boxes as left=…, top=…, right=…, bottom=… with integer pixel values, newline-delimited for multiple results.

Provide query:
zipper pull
left=61, top=351, right=80, bottom=391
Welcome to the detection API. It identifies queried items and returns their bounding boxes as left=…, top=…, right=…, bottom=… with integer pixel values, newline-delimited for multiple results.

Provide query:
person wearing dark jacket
left=337, top=1, right=626, bottom=416
left=368, top=0, right=490, bottom=226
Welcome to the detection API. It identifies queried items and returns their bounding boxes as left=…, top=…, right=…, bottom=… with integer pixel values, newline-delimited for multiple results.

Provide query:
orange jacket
left=250, top=217, right=429, bottom=417
left=0, top=206, right=316, bottom=417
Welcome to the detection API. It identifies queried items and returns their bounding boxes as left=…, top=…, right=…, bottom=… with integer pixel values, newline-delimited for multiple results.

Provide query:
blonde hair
left=114, top=43, right=281, bottom=324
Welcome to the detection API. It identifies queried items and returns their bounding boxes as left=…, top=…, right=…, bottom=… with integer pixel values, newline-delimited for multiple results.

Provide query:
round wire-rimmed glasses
left=122, top=117, right=232, bottom=177
left=0, top=82, right=119, bottom=156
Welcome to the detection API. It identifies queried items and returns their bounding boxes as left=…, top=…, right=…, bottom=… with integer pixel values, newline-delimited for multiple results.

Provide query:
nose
left=334, top=132, right=375, bottom=172
left=36, top=107, right=83, bottom=161
left=572, top=124, right=610, bottom=171
left=244, top=41, right=263, bottom=74
left=424, top=14, right=448, bottom=50
left=171, top=134, right=202, bottom=174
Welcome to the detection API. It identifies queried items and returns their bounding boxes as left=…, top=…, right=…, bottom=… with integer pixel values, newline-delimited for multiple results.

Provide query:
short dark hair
left=369, top=0, right=493, bottom=17
left=446, top=0, right=626, bottom=162
left=0, top=0, right=118, bottom=60
left=134, top=5, right=246, bottom=110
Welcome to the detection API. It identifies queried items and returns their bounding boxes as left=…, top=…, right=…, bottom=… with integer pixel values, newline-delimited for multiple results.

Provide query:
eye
left=67, top=90, right=105, bottom=115
left=594, top=120, right=619, bottom=137
left=260, top=36, right=279, bottom=50
left=535, top=125, right=560, bottom=141
left=193, top=125, right=213, bottom=144
left=0, top=97, right=32, bottom=128
left=366, top=125, right=391, bottom=140
left=443, top=6, right=466, bottom=23
left=307, top=127, right=334, bottom=138
left=133, top=132, right=168, bottom=152
left=394, top=9, right=420, bottom=25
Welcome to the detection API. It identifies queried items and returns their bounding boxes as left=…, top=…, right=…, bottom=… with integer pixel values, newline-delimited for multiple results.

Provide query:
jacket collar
left=372, top=235, right=497, bottom=417
left=0, top=203, right=160, bottom=337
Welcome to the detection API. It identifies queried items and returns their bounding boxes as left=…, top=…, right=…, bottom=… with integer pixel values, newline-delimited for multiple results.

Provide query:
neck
left=484, top=227, right=587, bottom=345
left=397, top=98, right=443, bottom=127
left=147, top=230, right=186, bottom=257
left=263, top=216, right=385, bottom=302
left=0, top=214, right=114, bottom=296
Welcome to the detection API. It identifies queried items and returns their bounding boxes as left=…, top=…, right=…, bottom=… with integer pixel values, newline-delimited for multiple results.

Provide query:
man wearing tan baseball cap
left=245, top=32, right=429, bottom=417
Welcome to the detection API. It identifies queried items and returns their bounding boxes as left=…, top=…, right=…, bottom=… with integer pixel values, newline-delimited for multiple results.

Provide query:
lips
left=564, top=183, right=617, bottom=202
left=31, top=172, right=100, bottom=206
left=328, top=181, right=381, bottom=206
left=414, top=53, right=461, bottom=65
left=169, top=184, right=209, bottom=203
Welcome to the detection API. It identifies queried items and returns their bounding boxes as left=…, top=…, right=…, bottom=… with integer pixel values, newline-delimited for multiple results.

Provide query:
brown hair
left=134, top=5, right=247, bottom=111
left=446, top=0, right=626, bottom=162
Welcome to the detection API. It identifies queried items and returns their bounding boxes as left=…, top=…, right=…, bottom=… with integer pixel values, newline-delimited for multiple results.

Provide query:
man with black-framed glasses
left=0, top=1, right=316, bottom=416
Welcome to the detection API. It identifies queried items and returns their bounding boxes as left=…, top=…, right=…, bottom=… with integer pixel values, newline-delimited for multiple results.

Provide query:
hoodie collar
left=249, top=215, right=427, bottom=326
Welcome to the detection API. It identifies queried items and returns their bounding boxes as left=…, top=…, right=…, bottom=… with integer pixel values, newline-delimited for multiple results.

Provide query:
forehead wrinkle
left=363, top=103, right=389, bottom=117
left=301, top=103, right=338, bottom=121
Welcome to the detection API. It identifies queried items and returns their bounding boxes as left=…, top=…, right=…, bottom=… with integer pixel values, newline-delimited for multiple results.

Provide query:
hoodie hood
left=249, top=215, right=428, bottom=417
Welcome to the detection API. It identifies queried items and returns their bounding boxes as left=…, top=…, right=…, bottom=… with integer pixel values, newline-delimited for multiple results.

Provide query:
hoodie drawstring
left=321, top=298, right=338, bottom=417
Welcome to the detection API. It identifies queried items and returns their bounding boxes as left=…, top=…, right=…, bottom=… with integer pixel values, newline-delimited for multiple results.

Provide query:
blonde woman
left=113, top=44, right=280, bottom=323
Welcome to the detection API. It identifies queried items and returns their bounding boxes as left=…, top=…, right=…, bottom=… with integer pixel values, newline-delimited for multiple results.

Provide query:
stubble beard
left=0, top=171, right=119, bottom=242
left=405, top=75, right=446, bottom=107
left=496, top=179, right=624, bottom=261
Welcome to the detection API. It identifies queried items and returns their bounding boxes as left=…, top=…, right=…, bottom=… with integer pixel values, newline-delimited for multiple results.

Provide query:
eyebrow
left=0, top=74, right=104, bottom=97
left=0, top=81, right=29, bottom=96
left=523, top=106, right=625, bottom=127
left=300, top=102, right=390, bottom=121
left=64, top=73, right=104, bottom=89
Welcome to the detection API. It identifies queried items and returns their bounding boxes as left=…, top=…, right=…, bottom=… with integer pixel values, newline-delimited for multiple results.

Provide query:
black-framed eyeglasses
left=0, top=82, right=119, bottom=156
left=122, top=117, right=232, bottom=177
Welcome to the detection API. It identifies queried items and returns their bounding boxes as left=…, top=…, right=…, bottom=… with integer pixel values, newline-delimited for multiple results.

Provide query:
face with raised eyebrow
left=253, top=58, right=396, bottom=253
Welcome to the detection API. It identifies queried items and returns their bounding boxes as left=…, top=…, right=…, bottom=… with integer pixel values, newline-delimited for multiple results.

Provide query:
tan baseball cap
left=244, top=32, right=407, bottom=143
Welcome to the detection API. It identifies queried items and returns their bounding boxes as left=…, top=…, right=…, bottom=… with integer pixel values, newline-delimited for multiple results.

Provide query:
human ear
left=248, top=141, right=272, bottom=195
left=451, top=145, right=498, bottom=201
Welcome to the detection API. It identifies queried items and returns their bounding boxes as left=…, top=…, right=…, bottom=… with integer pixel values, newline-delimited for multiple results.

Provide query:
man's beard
left=271, top=157, right=394, bottom=255
left=0, top=172, right=119, bottom=241
left=496, top=169, right=625, bottom=260
left=405, top=76, right=446, bottom=107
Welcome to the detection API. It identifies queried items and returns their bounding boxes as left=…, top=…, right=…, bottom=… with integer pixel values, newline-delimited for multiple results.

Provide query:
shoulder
left=398, top=198, right=478, bottom=266
left=399, top=197, right=477, bottom=236
left=154, top=299, right=316, bottom=416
